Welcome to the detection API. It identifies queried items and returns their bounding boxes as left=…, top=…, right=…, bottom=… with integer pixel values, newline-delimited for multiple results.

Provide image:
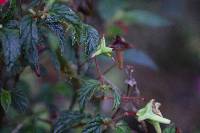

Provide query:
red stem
left=116, top=50, right=124, bottom=69
left=104, top=96, right=145, bottom=101
left=94, top=58, right=104, bottom=84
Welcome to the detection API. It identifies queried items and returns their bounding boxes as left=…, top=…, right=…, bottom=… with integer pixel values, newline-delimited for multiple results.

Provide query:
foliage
left=20, top=15, right=39, bottom=72
left=78, top=79, right=100, bottom=111
left=53, top=111, right=87, bottom=133
left=0, top=0, right=173, bottom=133
left=71, top=24, right=99, bottom=55
left=112, top=87, right=121, bottom=110
left=82, top=115, right=111, bottom=133
left=44, top=15, right=66, bottom=54
left=0, top=29, right=20, bottom=71
left=11, top=87, right=29, bottom=113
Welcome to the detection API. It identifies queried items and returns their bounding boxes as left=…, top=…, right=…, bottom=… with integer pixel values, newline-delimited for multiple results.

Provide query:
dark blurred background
left=17, top=0, right=200, bottom=132
left=87, top=0, right=200, bottom=132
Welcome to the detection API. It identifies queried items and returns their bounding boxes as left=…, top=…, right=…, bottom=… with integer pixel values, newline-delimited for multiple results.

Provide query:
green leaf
left=0, top=89, right=12, bottom=112
left=45, top=16, right=66, bottom=54
left=112, top=87, right=121, bottom=110
left=49, top=3, right=80, bottom=25
left=71, top=24, right=100, bottom=55
left=78, top=79, right=100, bottom=111
left=11, top=88, right=29, bottom=113
left=53, top=111, right=86, bottom=133
left=82, top=115, right=109, bottom=133
left=84, top=25, right=100, bottom=55
left=0, top=29, right=21, bottom=71
left=105, top=78, right=121, bottom=110
left=115, top=121, right=131, bottom=133
left=20, top=15, right=39, bottom=71
left=48, top=3, right=99, bottom=55
left=70, top=24, right=85, bottom=46
left=163, top=126, right=176, bottom=133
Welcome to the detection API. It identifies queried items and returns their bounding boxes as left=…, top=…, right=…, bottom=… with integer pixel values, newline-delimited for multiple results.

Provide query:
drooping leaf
left=82, top=115, right=110, bottom=133
left=104, top=78, right=121, bottom=110
left=71, top=24, right=100, bottom=55
left=83, top=25, right=99, bottom=55
left=53, top=111, right=86, bottom=133
left=115, top=121, right=131, bottom=133
left=0, top=89, right=11, bottom=112
left=124, top=49, right=158, bottom=70
left=78, top=79, right=100, bottom=111
left=47, top=3, right=99, bottom=55
left=11, top=88, right=29, bottom=113
left=70, top=24, right=85, bottom=46
left=20, top=15, right=39, bottom=72
left=45, top=16, right=66, bottom=54
left=49, top=3, right=80, bottom=25
left=0, top=29, right=21, bottom=71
